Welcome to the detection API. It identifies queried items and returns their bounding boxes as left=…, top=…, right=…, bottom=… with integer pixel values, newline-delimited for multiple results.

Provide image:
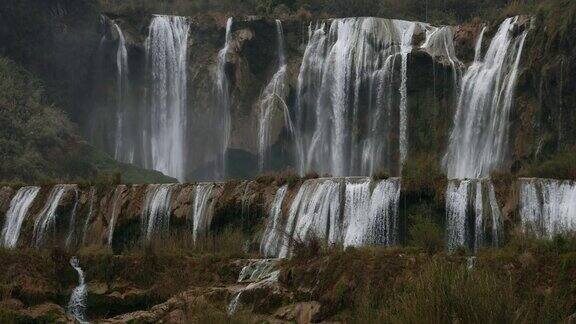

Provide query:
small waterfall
left=421, top=25, right=462, bottom=91
left=67, top=256, right=88, bottom=323
left=228, top=259, right=280, bottom=315
left=260, top=185, right=288, bottom=257
left=278, top=179, right=341, bottom=258
left=520, top=178, right=576, bottom=238
left=113, top=21, right=134, bottom=164
left=294, top=18, right=427, bottom=177
left=0, top=186, right=40, bottom=248
left=141, top=184, right=174, bottom=243
left=32, top=185, right=71, bottom=248
left=443, top=17, right=528, bottom=178
left=81, top=188, right=96, bottom=245
left=107, top=185, right=126, bottom=246
left=215, top=18, right=233, bottom=180
left=343, top=178, right=401, bottom=246
left=257, top=20, right=295, bottom=171
left=445, top=179, right=502, bottom=252
left=192, top=184, right=215, bottom=242
left=474, top=26, right=487, bottom=62
left=144, top=15, right=190, bottom=180
left=65, top=188, right=80, bottom=249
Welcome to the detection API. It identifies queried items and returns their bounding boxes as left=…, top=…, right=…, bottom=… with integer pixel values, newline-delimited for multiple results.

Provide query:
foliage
left=408, top=215, right=444, bottom=254
left=520, top=147, right=576, bottom=180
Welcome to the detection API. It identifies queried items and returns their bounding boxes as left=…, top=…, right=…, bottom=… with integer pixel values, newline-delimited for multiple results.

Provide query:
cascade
left=520, top=178, right=576, bottom=238
left=443, top=17, right=528, bottom=179
left=81, top=188, right=96, bottom=245
left=113, top=21, right=134, bottom=164
left=192, top=183, right=215, bottom=242
left=258, top=20, right=295, bottom=171
left=65, top=188, right=80, bottom=249
left=343, top=178, right=401, bottom=246
left=260, top=185, right=288, bottom=257
left=141, top=184, right=174, bottom=243
left=107, top=185, right=126, bottom=246
left=144, top=15, right=190, bottom=180
left=421, top=25, right=462, bottom=92
left=474, top=26, right=487, bottom=62
left=278, top=179, right=341, bottom=258
left=214, top=18, right=233, bottom=180
left=67, top=257, right=88, bottom=323
left=32, top=185, right=72, bottom=248
left=294, top=18, right=428, bottom=177
left=445, top=179, right=502, bottom=251
left=0, top=186, right=40, bottom=248
left=228, top=259, right=280, bottom=315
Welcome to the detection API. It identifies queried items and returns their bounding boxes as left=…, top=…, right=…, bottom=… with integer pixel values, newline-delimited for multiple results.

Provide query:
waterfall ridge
left=32, top=185, right=72, bottom=248
left=141, top=184, right=175, bottom=243
left=192, top=184, right=215, bottom=242
left=260, top=185, right=288, bottom=257
left=0, top=187, right=40, bottom=248
left=107, top=185, right=126, bottom=246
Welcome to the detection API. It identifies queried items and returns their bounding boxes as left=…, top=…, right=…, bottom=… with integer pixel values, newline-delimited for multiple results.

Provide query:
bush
left=408, top=215, right=444, bottom=254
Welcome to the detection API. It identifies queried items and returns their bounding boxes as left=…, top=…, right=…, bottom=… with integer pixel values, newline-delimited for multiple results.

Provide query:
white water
left=260, top=185, right=288, bottom=257
left=192, top=184, right=215, bottom=242
left=215, top=18, right=233, bottom=180
left=67, top=256, right=88, bottom=323
left=294, top=18, right=431, bottom=176
left=257, top=20, right=295, bottom=171
left=32, top=185, right=72, bottom=248
left=343, top=178, right=401, bottom=246
left=107, top=185, right=126, bottom=246
left=141, top=184, right=174, bottom=243
left=65, top=188, right=80, bottom=249
left=228, top=259, right=280, bottom=315
left=474, top=26, right=487, bottom=62
left=444, top=17, right=528, bottom=179
left=144, top=15, right=190, bottom=180
left=81, top=188, right=96, bottom=246
left=0, top=187, right=40, bottom=248
left=113, top=21, right=134, bottom=164
left=520, top=178, right=576, bottom=238
left=445, top=179, right=502, bottom=251
left=421, top=25, right=462, bottom=91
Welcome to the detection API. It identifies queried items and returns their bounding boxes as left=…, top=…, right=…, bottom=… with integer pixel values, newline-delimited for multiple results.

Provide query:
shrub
left=408, top=215, right=444, bottom=254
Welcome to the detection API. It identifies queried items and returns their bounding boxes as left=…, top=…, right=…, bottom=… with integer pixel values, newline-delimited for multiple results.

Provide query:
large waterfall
left=263, top=177, right=401, bottom=258
left=520, top=178, right=576, bottom=238
left=445, top=179, right=502, bottom=251
left=0, top=186, right=40, bottom=248
left=294, top=18, right=432, bottom=177
left=67, top=256, right=88, bottom=323
left=214, top=18, right=233, bottom=180
left=443, top=17, right=528, bottom=179
left=32, top=185, right=73, bottom=248
left=257, top=20, right=294, bottom=172
left=192, top=183, right=215, bottom=242
left=141, top=184, right=175, bottom=243
left=113, top=21, right=134, bottom=164
left=144, top=15, right=190, bottom=180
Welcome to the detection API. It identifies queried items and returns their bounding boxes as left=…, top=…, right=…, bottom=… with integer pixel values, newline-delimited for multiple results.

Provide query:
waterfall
left=67, top=256, right=88, bottom=323
left=81, top=188, right=96, bottom=245
left=278, top=179, right=341, bottom=258
left=107, top=185, right=126, bottom=246
left=144, top=15, right=190, bottom=180
left=266, top=177, right=401, bottom=258
left=141, top=184, right=174, bottom=243
left=474, top=26, right=487, bottom=62
left=294, top=18, right=426, bottom=177
left=520, top=178, right=576, bottom=238
left=260, top=185, right=288, bottom=257
left=192, top=184, right=215, bottom=242
left=343, top=178, right=401, bottom=247
left=421, top=25, right=462, bottom=92
left=445, top=179, right=502, bottom=252
left=257, top=20, right=295, bottom=171
left=443, top=17, right=528, bottom=179
left=228, top=259, right=280, bottom=315
left=32, top=185, right=71, bottom=248
left=0, top=186, right=40, bottom=248
left=65, top=188, right=80, bottom=249
left=215, top=18, right=233, bottom=180
left=113, top=21, right=134, bottom=164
